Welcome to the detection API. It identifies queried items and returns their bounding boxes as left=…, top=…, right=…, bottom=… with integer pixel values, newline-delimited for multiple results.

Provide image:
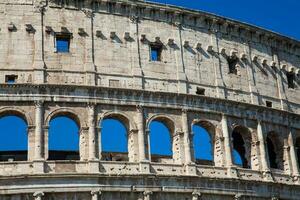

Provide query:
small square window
left=5, top=75, right=17, bottom=84
left=150, top=45, right=162, bottom=61
left=196, top=87, right=205, bottom=95
left=286, top=72, right=295, bottom=89
left=56, top=34, right=71, bottom=53
left=266, top=101, right=272, bottom=108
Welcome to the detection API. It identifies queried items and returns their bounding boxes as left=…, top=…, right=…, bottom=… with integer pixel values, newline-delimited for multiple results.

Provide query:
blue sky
left=0, top=116, right=242, bottom=165
left=148, top=0, right=300, bottom=41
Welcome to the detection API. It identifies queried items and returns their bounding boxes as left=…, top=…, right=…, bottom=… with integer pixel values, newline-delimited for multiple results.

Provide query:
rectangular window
left=150, top=45, right=162, bottom=61
left=196, top=87, right=205, bottom=95
left=5, top=75, right=17, bottom=84
left=287, top=72, right=295, bottom=89
left=227, top=56, right=238, bottom=74
left=56, top=34, right=71, bottom=53
left=266, top=101, right=272, bottom=108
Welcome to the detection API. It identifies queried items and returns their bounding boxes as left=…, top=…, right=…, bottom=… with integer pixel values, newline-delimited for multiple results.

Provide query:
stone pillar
left=257, top=120, right=273, bottom=181
left=176, top=22, right=188, bottom=93
left=33, top=191, right=44, bottom=200
left=192, top=191, right=201, bottom=200
left=221, top=115, right=233, bottom=167
left=98, top=127, right=102, bottom=160
left=83, top=10, right=96, bottom=86
left=137, top=106, right=146, bottom=161
left=182, top=109, right=192, bottom=164
left=91, top=190, right=101, bottom=200
left=34, top=101, right=44, bottom=160
left=143, top=191, right=152, bottom=200
left=146, top=129, right=151, bottom=162
left=88, top=104, right=97, bottom=160
left=33, top=2, right=46, bottom=84
left=288, top=129, right=300, bottom=177
left=257, top=120, right=269, bottom=171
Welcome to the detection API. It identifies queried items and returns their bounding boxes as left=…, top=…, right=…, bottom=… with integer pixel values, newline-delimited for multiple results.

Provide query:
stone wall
left=0, top=0, right=299, bottom=200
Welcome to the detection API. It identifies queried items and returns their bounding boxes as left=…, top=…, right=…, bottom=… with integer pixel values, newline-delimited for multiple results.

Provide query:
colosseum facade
left=0, top=0, right=300, bottom=199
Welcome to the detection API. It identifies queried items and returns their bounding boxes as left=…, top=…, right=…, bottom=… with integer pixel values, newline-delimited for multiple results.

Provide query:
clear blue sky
left=148, top=0, right=300, bottom=41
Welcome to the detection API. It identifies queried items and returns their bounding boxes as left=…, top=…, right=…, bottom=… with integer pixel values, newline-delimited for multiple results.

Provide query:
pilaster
left=137, top=105, right=146, bottom=161
left=257, top=120, right=273, bottom=181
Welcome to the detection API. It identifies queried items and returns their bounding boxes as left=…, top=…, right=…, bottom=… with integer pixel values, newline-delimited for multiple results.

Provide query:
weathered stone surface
left=0, top=0, right=299, bottom=199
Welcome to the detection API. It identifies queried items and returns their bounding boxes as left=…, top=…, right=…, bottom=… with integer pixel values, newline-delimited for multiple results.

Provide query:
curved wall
left=0, top=0, right=299, bottom=200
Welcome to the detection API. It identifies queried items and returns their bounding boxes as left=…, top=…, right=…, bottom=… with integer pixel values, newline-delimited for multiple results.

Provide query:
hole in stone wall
left=150, top=44, right=162, bottom=61
left=196, top=87, right=205, bottom=95
left=192, top=124, right=213, bottom=165
left=101, top=118, right=128, bottom=161
left=55, top=33, right=71, bottom=53
left=266, top=101, right=273, bottom=108
left=287, top=72, right=295, bottom=89
left=149, top=121, right=172, bottom=162
left=5, top=75, right=18, bottom=84
left=227, top=56, right=238, bottom=74
left=0, top=115, right=27, bottom=161
left=266, top=136, right=278, bottom=169
left=48, top=116, right=80, bottom=160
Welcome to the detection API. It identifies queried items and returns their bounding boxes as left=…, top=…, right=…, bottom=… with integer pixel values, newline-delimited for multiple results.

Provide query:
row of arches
left=0, top=112, right=298, bottom=172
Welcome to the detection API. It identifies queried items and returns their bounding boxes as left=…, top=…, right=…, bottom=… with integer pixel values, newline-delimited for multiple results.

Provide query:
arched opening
left=149, top=120, right=173, bottom=163
left=192, top=123, right=213, bottom=165
left=48, top=116, right=80, bottom=160
left=295, top=137, right=300, bottom=168
left=0, top=115, right=28, bottom=161
left=266, top=135, right=278, bottom=169
left=101, top=118, right=128, bottom=161
left=232, top=126, right=251, bottom=168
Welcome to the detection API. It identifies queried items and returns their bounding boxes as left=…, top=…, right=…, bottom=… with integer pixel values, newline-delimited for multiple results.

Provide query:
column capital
left=33, top=191, right=44, bottom=198
left=143, top=190, right=153, bottom=196
left=234, top=194, right=242, bottom=200
left=136, top=104, right=144, bottom=112
left=91, top=189, right=102, bottom=196
left=87, top=102, right=96, bottom=109
left=192, top=190, right=201, bottom=197
left=34, top=100, right=44, bottom=107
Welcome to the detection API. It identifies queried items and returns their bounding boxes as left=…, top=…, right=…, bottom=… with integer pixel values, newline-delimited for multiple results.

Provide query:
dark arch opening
left=267, top=136, right=278, bottom=169
left=101, top=118, right=128, bottom=161
left=192, top=124, right=213, bottom=165
left=0, top=115, right=28, bottom=161
left=295, top=138, right=300, bottom=168
left=232, top=127, right=250, bottom=168
left=149, top=120, right=172, bottom=163
left=48, top=116, right=80, bottom=160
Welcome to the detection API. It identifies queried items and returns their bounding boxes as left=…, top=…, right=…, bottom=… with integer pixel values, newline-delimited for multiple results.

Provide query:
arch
left=146, top=114, right=175, bottom=134
left=192, top=120, right=215, bottom=165
left=45, top=108, right=83, bottom=128
left=0, top=114, right=28, bottom=161
left=0, top=107, right=32, bottom=126
left=98, top=111, right=136, bottom=131
left=147, top=115, right=175, bottom=163
left=266, top=131, right=282, bottom=169
left=231, top=125, right=252, bottom=168
left=48, top=112, right=80, bottom=160
left=295, top=137, right=300, bottom=168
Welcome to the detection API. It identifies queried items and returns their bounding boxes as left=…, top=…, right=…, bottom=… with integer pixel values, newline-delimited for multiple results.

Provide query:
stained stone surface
left=0, top=0, right=299, bottom=200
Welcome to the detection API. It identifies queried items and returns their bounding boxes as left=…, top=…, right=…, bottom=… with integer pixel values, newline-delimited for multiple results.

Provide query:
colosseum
left=0, top=0, right=300, bottom=199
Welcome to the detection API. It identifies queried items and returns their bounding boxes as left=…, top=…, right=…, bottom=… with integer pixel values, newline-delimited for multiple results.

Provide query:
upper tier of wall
left=0, top=0, right=299, bottom=114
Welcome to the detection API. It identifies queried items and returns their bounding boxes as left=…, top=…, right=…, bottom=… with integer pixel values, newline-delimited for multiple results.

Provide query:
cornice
left=45, top=0, right=300, bottom=55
